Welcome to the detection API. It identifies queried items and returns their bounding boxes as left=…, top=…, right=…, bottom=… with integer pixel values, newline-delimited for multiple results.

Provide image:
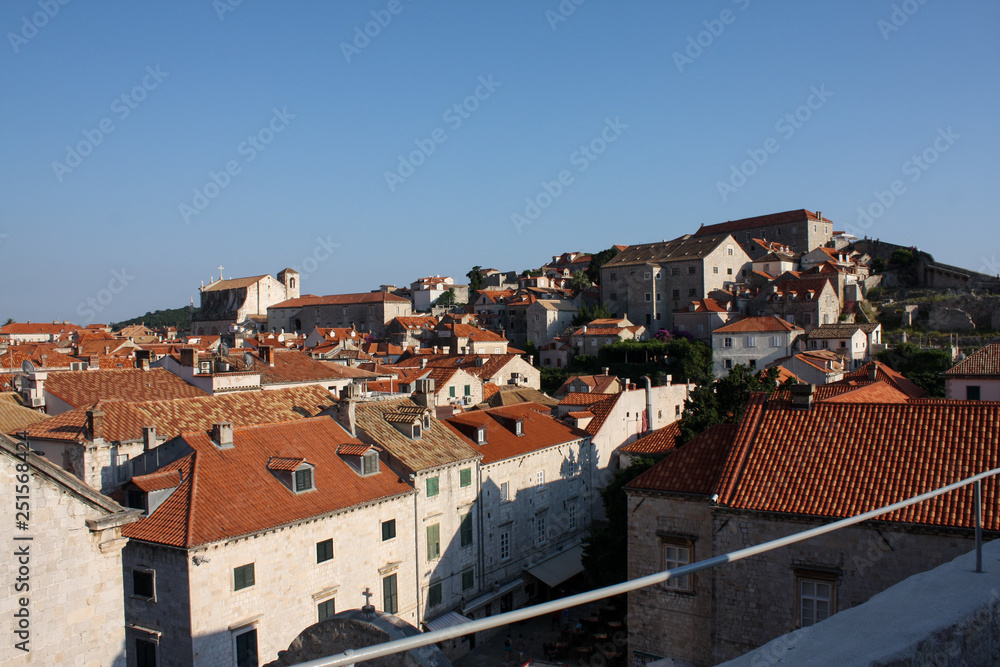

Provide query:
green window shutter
left=427, top=523, right=440, bottom=559
left=426, top=476, right=439, bottom=497
left=460, top=468, right=472, bottom=487
left=460, top=513, right=473, bottom=547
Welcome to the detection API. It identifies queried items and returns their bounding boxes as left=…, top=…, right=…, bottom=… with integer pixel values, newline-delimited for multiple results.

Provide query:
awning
left=524, top=545, right=585, bottom=588
left=461, top=578, right=524, bottom=614
left=423, top=611, right=472, bottom=633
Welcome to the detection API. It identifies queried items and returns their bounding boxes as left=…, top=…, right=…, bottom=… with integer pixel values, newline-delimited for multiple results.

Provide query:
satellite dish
left=218, top=343, right=230, bottom=357
left=242, top=352, right=254, bottom=369
left=21, top=360, right=35, bottom=375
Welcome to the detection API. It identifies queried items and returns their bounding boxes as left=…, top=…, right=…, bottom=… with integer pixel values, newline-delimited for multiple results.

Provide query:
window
left=536, top=471, right=544, bottom=487
left=749, top=359, right=756, bottom=369
left=135, top=637, right=157, bottom=667
left=644, top=271, right=651, bottom=280
left=383, top=574, right=398, bottom=614
left=294, top=468, right=314, bottom=493
left=500, top=481, right=510, bottom=502
left=316, top=538, right=333, bottom=563
left=500, top=531, right=510, bottom=560
left=800, top=579, right=833, bottom=627
left=537, top=515, right=547, bottom=545
left=727, top=268, right=733, bottom=275
left=568, top=504, right=577, bottom=530
left=515, top=420, right=523, bottom=436
left=462, top=568, right=475, bottom=591
left=234, top=563, right=255, bottom=591
left=449, top=386, right=456, bottom=398
left=381, top=519, right=396, bottom=541
left=968, top=386, right=982, bottom=401
left=132, top=569, right=155, bottom=600
left=671, top=267, right=680, bottom=276
left=610, top=272, right=616, bottom=280
left=713, top=266, right=719, bottom=274
left=672, top=289, right=680, bottom=298
left=461, top=512, right=473, bottom=547
left=724, top=359, right=733, bottom=370
left=675, top=404, right=681, bottom=417
left=662, top=541, right=692, bottom=591
left=426, top=476, right=439, bottom=497
left=126, top=489, right=145, bottom=512
left=318, top=598, right=336, bottom=621
left=727, top=246, right=734, bottom=256
left=773, top=336, right=782, bottom=346
left=688, top=288, right=696, bottom=297
left=644, top=293, right=651, bottom=302
left=234, top=628, right=257, bottom=667
left=688, top=266, right=696, bottom=274
left=476, top=427, right=487, bottom=444
left=361, top=451, right=379, bottom=475
left=747, top=336, right=756, bottom=347
left=723, top=337, right=733, bottom=348
left=460, top=467, right=472, bottom=487
left=427, top=523, right=441, bottom=560
left=428, top=582, right=443, bottom=607
left=464, top=384, right=471, bottom=396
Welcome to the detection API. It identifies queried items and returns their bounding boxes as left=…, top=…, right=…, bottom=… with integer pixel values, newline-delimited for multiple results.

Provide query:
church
left=191, top=268, right=299, bottom=336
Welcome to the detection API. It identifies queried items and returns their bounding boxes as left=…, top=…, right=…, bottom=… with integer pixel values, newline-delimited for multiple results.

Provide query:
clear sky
left=1, top=1, right=998, bottom=325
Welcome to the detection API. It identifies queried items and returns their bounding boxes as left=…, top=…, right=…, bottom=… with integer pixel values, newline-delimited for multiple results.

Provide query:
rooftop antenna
left=242, top=352, right=254, bottom=369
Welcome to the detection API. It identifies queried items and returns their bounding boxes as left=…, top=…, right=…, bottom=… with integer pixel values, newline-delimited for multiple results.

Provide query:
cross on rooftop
left=362, top=587, right=372, bottom=606
left=218, top=266, right=224, bottom=281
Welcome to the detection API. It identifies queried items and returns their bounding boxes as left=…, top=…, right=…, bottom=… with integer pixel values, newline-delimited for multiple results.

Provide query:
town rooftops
left=602, top=233, right=736, bottom=268
left=271, top=292, right=409, bottom=308
left=805, top=323, right=881, bottom=339
left=0, top=322, right=81, bottom=337
left=619, top=420, right=683, bottom=456
left=627, top=423, right=739, bottom=496
left=0, top=398, right=49, bottom=434
left=943, top=343, right=1000, bottom=377
left=674, top=297, right=731, bottom=314
left=44, top=368, right=209, bottom=409
left=630, top=392, right=1000, bottom=531
left=713, top=316, right=802, bottom=334
left=444, top=402, right=588, bottom=465
left=693, top=209, right=831, bottom=237
left=121, top=417, right=410, bottom=548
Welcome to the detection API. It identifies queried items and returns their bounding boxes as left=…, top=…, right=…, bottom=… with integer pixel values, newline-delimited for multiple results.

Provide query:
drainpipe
left=644, top=376, right=653, bottom=434
left=412, top=474, right=422, bottom=625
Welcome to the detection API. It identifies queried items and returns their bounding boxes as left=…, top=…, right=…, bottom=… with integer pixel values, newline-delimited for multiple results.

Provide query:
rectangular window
left=968, top=386, right=982, bottom=401
left=747, top=336, right=756, bottom=347
left=460, top=467, right=472, bottom=487
left=644, top=293, right=651, bottom=302
left=672, top=289, right=680, bottom=298
left=800, top=579, right=833, bottom=627
left=464, top=384, right=471, bottom=396
left=462, top=568, right=475, bottom=591
left=234, top=563, right=255, bottom=591
left=773, top=336, right=782, bottom=346
left=383, top=574, right=398, bottom=614
left=381, top=519, right=396, bottom=541
left=461, top=513, right=473, bottom=547
left=427, top=523, right=441, bottom=560
left=449, top=386, right=456, bottom=398
left=362, top=451, right=379, bottom=475
left=132, top=569, right=155, bottom=600
left=135, top=638, right=157, bottom=667
left=568, top=504, right=577, bottom=531
left=688, top=288, right=696, bottom=297
left=671, top=267, right=680, bottom=276
left=724, top=337, right=733, bottom=348
left=316, top=538, right=333, bottom=563
left=318, top=598, right=336, bottom=621
left=426, top=476, right=439, bottom=497
left=294, top=468, right=313, bottom=493
left=644, top=271, right=651, bottom=280
left=428, top=582, right=443, bottom=607
left=234, top=628, right=257, bottom=667
left=500, top=531, right=510, bottom=560
left=500, top=481, right=510, bottom=502
left=749, top=359, right=756, bottom=370
left=713, top=266, right=719, bottom=274
left=724, top=359, right=733, bottom=370
left=688, top=266, right=696, bottom=274
left=536, top=471, right=544, bottom=487
left=537, top=515, right=547, bottom=545
left=663, top=542, right=692, bottom=591
left=727, top=268, right=733, bottom=275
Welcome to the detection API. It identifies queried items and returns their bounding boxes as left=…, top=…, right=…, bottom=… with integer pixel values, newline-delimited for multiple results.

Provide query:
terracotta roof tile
left=272, top=292, right=409, bottom=308
left=944, top=343, right=1000, bottom=377
left=620, top=420, right=683, bottom=454
left=44, top=368, right=208, bottom=408
left=122, top=417, right=411, bottom=547
left=693, top=209, right=830, bottom=236
left=444, top=403, right=588, bottom=465
left=714, top=316, right=802, bottom=334
left=627, top=423, right=739, bottom=495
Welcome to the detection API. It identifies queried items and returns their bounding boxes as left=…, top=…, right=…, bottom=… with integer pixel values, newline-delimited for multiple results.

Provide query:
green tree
left=585, top=246, right=621, bottom=285
left=435, top=288, right=457, bottom=309
left=889, top=248, right=915, bottom=267
left=3, top=318, right=13, bottom=326
left=572, top=303, right=613, bottom=326
left=677, top=365, right=781, bottom=444
left=876, top=343, right=952, bottom=397
left=569, top=270, right=591, bottom=292
left=466, top=266, right=483, bottom=292
left=581, top=457, right=656, bottom=587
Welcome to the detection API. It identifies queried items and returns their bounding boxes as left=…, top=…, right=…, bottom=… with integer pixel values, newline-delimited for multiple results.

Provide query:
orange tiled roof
left=628, top=423, right=738, bottom=495
left=1, top=322, right=81, bottom=336
left=693, top=209, right=830, bottom=236
left=266, top=456, right=306, bottom=471
left=713, top=316, right=801, bottom=334
left=444, top=403, right=588, bottom=465
left=559, top=392, right=613, bottom=407
left=122, top=417, right=411, bottom=548
left=272, top=292, right=409, bottom=308
left=838, top=361, right=927, bottom=398
left=944, top=343, right=1000, bottom=377
left=583, top=393, right=622, bottom=435
left=43, top=368, right=208, bottom=408
left=620, top=420, right=683, bottom=455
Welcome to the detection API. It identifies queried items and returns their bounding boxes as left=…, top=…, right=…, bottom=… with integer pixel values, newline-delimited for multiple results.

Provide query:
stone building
left=711, top=316, right=804, bottom=378
left=750, top=276, right=840, bottom=332
left=943, top=342, right=1000, bottom=401
left=525, top=299, right=578, bottom=348
left=120, top=417, right=417, bottom=667
left=268, top=292, right=412, bottom=338
left=798, top=322, right=882, bottom=369
left=672, top=297, right=735, bottom=342
left=625, top=388, right=1000, bottom=666
left=192, top=270, right=299, bottom=336
left=600, top=234, right=751, bottom=331
left=1, top=433, right=140, bottom=667
left=693, top=209, right=834, bottom=258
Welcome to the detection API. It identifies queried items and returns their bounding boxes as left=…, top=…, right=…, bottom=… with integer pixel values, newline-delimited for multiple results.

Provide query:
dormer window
left=294, top=467, right=314, bottom=493
left=361, top=450, right=379, bottom=475
left=412, top=424, right=422, bottom=438
left=267, top=457, right=315, bottom=494
left=476, top=426, right=487, bottom=444
left=515, top=420, right=523, bottom=436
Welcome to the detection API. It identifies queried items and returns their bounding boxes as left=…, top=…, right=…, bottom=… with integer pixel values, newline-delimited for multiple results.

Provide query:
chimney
left=260, top=345, right=275, bottom=366
left=602, top=367, right=609, bottom=376
left=582, top=325, right=587, bottom=334
left=816, top=211, right=822, bottom=221
left=212, top=422, right=234, bottom=449
left=433, top=346, right=439, bottom=355
left=86, top=409, right=105, bottom=440
left=528, top=355, right=534, bottom=367
left=104, top=345, right=110, bottom=355
left=142, top=426, right=156, bottom=451
left=868, top=364, right=878, bottom=381
left=420, top=358, right=428, bottom=370
left=40, top=354, right=47, bottom=367
left=180, top=348, right=199, bottom=368
left=790, top=383, right=814, bottom=410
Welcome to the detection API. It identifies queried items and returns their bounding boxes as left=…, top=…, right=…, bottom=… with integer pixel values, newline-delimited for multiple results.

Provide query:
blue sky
left=1, top=0, right=998, bottom=324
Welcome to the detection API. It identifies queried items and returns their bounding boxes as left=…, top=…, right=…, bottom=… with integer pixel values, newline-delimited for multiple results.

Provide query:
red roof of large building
left=693, top=209, right=830, bottom=237
left=271, top=292, right=409, bottom=308
left=620, top=420, right=683, bottom=455
left=44, top=368, right=208, bottom=408
left=944, top=343, right=1000, bottom=377
left=122, top=417, right=411, bottom=548
left=444, top=403, right=588, bottom=465
left=713, top=316, right=802, bottom=334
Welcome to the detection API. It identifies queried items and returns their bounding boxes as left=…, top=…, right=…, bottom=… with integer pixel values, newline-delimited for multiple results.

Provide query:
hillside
left=111, top=307, right=193, bottom=331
